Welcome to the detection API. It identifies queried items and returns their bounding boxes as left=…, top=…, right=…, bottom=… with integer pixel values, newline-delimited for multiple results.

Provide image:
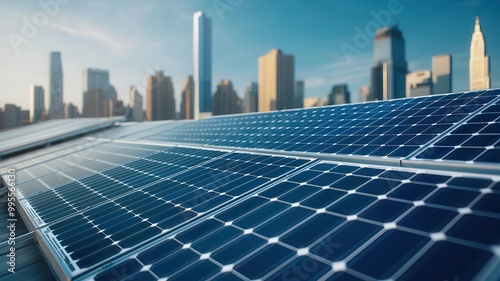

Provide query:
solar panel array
left=0, top=117, right=124, bottom=159
left=144, top=90, right=500, bottom=159
left=1, top=89, right=499, bottom=281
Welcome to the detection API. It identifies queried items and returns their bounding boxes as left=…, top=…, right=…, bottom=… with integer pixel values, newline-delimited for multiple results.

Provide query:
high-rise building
left=328, top=84, right=351, bottom=105
left=258, top=49, right=294, bottom=112
left=303, top=97, right=328, bottom=108
left=244, top=82, right=258, bottom=113
left=29, top=85, right=45, bottom=123
left=294, top=81, right=304, bottom=108
left=129, top=85, right=144, bottom=122
left=82, top=69, right=118, bottom=117
left=469, top=16, right=490, bottom=91
left=21, top=110, right=30, bottom=124
left=432, top=54, right=452, bottom=94
left=359, top=85, right=371, bottom=102
left=48, top=51, right=63, bottom=119
left=3, top=104, right=21, bottom=129
left=371, top=26, right=408, bottom=100
left=146, top=71, right=175, bottom=121
left=193, top=11, right=212, bottom=119
left=64, top=103, right=79, bottom=119
left=180, top=76, right=195, bottom=120
left=212, top=80, right=242, bottom=116
left=406, top=70, right=433, bottom=97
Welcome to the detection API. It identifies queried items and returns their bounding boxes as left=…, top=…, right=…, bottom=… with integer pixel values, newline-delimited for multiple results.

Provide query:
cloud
left=48, top=23, right=136, bottom=54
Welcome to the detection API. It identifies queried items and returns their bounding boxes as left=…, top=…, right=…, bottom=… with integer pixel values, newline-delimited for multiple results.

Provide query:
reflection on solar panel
left=1, top=89, right=499, bottom=281
left=0, top=117, right=124, bottom=159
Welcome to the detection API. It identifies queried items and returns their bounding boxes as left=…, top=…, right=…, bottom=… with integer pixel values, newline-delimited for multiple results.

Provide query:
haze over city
left=1, top=0, right=499, bottom=112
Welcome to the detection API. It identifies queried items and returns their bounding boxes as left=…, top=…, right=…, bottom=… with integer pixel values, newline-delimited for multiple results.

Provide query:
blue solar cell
left=348, top=230, right=429, bottom=279
left=309, top=221, right=382, bottom=262
left=234, top=244, right=296, bottom=279
left=398, top=241, right=493, bottom=281
left=359, top=199, right=412, bottom=222
left=266, top=256, right=331, bottom=281
left=447, top=215, right=500, bottom=245
left=281, top=214, right=344, bottom=248
left=427, top=188, right=480, bottom=208
left=398, top=206, right=457, bottom=232
left=388, top=182, right=435, bottom=201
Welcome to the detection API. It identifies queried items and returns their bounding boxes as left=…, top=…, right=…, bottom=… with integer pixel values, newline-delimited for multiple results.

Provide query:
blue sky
left=1, top=0, right=499, bottom=111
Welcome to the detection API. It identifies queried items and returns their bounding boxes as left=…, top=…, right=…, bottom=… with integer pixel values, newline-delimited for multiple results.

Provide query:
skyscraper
left=3, top=104, right=21, bottom=129
left=82, top=68, right=111, bottom=117
left=371, top=26, right=407, bottom=100
left=212, top=80, right=242, bottom=116
left=406, top=70, right=433, bottom=97
left=359, top=85, right=371, bottom=102
left=30, top=85, right=45, bottom=123
left=469, top=16, right=490, bottom=91
left=294, top=81, right=304, bottom=109
left=244, top=82, right=258, bottom=113
left=64, top=103, right=80, bottom=119
left=258, top=49, right=294, bottom=112
left=146, top=71, right=175, bottom=121
left=180, top=76, right=195, bottom=120
left=129, top=85, right=144, bottom=122
left=328, top=84, right=351, bottom=105
left=48, top=51, right=63, bottom=119
left=193, top=11, right=212, bottom=119
left=432, top=54, right=452, bottom=94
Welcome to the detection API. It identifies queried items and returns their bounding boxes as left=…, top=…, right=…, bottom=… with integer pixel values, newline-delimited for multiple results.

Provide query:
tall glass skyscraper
left=30, top=85, right=45, bottom=123
left=370, top=26, right=407, bottom=100
left=432, top=54, right=452, bottom=94
left=193, top=11, right=212, bottom=119
left=48, top=51, right=63, bottom=119
left=469, top=16, right=490, bottom=91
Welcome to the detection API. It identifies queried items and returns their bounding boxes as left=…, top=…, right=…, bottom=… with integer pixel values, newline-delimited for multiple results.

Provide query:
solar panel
left=0, top=117, right=124, bottom=159
left=415, top=91, right=500, bottom=164
left=2, top=90, right=499, bottom=281
left=143, top=90, right=499, bottom=159
left=87, top=161, right=500, bottom=281
left=13, top=141, right=313, bottom=279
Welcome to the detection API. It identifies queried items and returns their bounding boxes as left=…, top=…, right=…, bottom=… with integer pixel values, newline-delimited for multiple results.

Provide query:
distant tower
left=48, top=52, right=63, bottom=119
left=146, top=71, right=175, bottom=121
left=370, top=26, right=408, bottom=100
left=129, top=85, right=144, bottom=122
left=193, top=11, right=212, bottom=119
left=469, top=16, right=490, bottom=91
left=359, top=85, right=371, bottom=102
left=328, top=84, right=351, bottom=105
left=294, top=81, right=304, bottom=108
left=406, top=70, right=433, bottom=97
left=82, top=68, right=110, bottom=117
left=30, top=85, right=45, bottom=123
left=258, top=49, right=295, bottom=112
left=180, top=76, right=195, bottom=119
left=212, top=80, right=242, bottom=116
left=432, top=54, right=452, bottom=94
left=244, top=82, right=258, bottom=113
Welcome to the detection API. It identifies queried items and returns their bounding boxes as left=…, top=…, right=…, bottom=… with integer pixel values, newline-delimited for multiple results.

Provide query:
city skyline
left=1, top=1, right=500, bottom=111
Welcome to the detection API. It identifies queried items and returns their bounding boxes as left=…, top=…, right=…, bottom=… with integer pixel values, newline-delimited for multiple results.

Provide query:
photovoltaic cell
left=90, top=161, right=500, bottom=281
